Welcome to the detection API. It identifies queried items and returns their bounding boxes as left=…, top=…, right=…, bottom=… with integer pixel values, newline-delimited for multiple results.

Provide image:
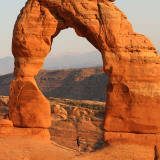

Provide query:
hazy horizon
left=0, top=0, right=159, bottom=58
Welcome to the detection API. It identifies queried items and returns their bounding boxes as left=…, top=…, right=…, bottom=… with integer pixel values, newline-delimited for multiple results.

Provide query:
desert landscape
left=0, top=0, right=160, bottom=159
left=0, top=66, right=108, bottom=101
left=0, top=96, right=155, bottom=159
left=0, top=96, right=105, bottom=151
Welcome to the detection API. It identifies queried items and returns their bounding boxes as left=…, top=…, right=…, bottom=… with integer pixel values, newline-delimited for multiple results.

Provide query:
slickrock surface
left=9, top=0, right=160, bottom=158
left=0, top=138, right=155, bottom=160
left=72, top=144, right=155, bottom=160
left=0, top=127, right=50, bottom=141
left=0, top=138, right=77, bottom=160
left=1, top=96, right=159, bottom=159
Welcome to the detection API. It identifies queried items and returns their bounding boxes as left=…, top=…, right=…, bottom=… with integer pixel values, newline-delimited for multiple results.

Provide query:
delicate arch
left=9, top=0, right=160, bottom=144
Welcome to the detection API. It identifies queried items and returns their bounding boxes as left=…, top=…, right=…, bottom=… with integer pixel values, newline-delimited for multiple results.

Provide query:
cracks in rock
left=61, top=0, right=65, bottom=5
left=96, top=3, right=108, bottom=51
left=97, top=2, right=114, bottom=51
left=17, top=83, right=25, bottom=103
left=97, top=3, right=105, bottom=35
left=38, top=0, right=68, bottom=44
left=16, top=82, right=25, bottom=126
left=105, top=131, right=158, bottom=135
left=41, top=0, right=67, bottom=27
left=154, top=145, right=158, bottom=160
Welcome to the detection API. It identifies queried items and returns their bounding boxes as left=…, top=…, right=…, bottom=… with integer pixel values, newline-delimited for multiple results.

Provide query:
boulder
left=0, top=96, right=9, bottom=106
left=0, top=119, right=13, bottom=127
left=9, top=77, right=51, bottom=128
left=51, top=105, right=68, bottom=120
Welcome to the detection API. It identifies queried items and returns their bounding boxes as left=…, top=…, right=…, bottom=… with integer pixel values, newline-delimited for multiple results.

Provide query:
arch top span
left=10, top=0, right=160, bottom=146
left=12, top=0, right=157, bottom=77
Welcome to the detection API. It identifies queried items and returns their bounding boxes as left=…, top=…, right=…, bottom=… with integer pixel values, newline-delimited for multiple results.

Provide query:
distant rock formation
left=0, top=96, right=9, bottom=106
left=0, top=74, right=15, bottom=96
left=36, top=67, right=108, bottom=101
left=0, top=67, right=108, bottom=101
left=10, top=0, right=160, bottom=156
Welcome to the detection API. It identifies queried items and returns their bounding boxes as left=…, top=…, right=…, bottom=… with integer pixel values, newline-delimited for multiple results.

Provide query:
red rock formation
left=0, top=119, right=13, bottom=127
left=9, top=77, right=51, bottom=128
left=10, top=0, right=160, bottom=150
left=0, top=127, right=50, bottom=141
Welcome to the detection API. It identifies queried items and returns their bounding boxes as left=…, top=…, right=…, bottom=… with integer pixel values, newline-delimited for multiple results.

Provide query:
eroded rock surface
left=9, top=77, right=51, bottom=128
left=0, top=119, right=13, bottom=127
left=0, top=96, right=9, bottom=106
left=10, top=0, right=160, bottom=156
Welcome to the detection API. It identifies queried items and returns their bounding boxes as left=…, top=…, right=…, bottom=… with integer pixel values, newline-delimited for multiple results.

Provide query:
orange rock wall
left=10, top=0, right=160, bottom=146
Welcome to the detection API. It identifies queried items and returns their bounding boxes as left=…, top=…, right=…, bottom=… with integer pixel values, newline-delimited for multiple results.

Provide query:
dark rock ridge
left=0, top=74, right=15, bottom=96
left=0, top=66, right=108, bottom=102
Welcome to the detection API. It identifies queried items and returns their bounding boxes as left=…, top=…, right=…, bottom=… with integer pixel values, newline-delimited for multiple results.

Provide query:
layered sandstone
left=9, top=77, right=51, bottom=128
left=10, top=0, right=160, bottom=156
left=0, top=119, right=13, bottom=127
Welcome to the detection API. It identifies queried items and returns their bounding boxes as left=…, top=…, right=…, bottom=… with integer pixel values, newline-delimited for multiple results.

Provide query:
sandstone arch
left=9, top=0, right=160, bottom=143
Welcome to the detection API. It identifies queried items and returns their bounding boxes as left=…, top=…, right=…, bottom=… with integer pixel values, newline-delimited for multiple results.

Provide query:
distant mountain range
left=0, top=50, right=159, bottom=75
left=0, top=51, right=102, bottom=75
left=43, top=51, right=103, bottom=70
left=0, top=56, right=14, bottom=75
left=0, top=66, right=108, bottom=102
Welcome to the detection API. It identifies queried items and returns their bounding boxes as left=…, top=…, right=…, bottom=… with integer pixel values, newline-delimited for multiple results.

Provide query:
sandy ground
left=0, top=97, right=156, bottom=160
left=0, top=138, right=155, bottom=160
left=0, top=138, right=79, bottom=160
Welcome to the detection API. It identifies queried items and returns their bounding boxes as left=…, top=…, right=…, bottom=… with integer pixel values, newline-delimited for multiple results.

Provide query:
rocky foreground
left=1, top=138, right=155, bottom=160
left=0, top=96, right=105, bottom=151
left=0, top=96, right=155, bottom=159
left=0, top=138, right=154, bottom=160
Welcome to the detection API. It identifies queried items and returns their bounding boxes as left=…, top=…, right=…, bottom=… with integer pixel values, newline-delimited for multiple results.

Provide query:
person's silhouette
left=76, top=136, right=81, bottom=152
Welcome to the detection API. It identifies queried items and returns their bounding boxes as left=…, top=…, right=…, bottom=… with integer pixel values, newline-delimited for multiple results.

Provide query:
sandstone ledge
left=0, top=138, right=155, bottom=160
left=104, top=132, right=159, bottom=146
left=0, top=127, right=50, bottom=141
left=0, top=119, right=13, bottom=127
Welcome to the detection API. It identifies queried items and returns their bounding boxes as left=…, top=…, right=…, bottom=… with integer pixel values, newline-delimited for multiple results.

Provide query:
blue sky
left=0, top=0, right=159, bottom=58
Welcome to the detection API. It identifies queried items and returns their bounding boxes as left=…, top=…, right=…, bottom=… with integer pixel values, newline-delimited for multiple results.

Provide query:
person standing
left=76, top=136, right=81, bottom=152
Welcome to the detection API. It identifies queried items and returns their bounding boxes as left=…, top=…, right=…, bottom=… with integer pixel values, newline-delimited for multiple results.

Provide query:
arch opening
left=37, top=28, right=107, bottom=101
left=43, top=28, right=102, bottom=70
left=35, top=28, right=107, bottom=151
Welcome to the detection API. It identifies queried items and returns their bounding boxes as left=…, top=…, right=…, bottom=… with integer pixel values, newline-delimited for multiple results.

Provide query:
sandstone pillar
left=9, top=0, right=64, bottom=128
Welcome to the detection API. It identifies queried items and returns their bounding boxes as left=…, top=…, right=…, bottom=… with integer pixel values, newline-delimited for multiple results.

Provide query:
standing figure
left=76, top=136, right=81, bottom=152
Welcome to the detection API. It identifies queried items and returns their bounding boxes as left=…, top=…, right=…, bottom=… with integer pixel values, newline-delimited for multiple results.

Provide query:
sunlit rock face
left=10, top=0, right=160, bottom=146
